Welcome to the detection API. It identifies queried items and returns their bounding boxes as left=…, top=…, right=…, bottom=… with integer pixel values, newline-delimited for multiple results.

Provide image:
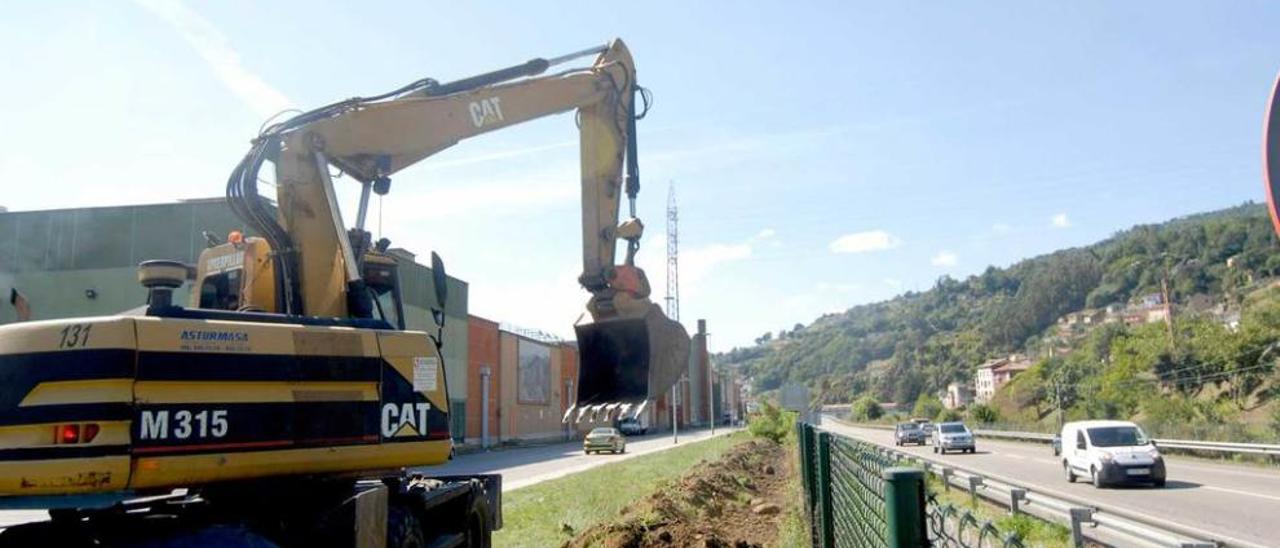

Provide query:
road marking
left=1202, top=485, right=1280, bottom=503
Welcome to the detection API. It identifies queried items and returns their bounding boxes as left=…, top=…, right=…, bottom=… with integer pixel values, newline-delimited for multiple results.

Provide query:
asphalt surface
left=0, top=427, right=736, bottom=529
left=822, top=418, right=1280, bottom=547
left=423, top=427, right=736, bottom=491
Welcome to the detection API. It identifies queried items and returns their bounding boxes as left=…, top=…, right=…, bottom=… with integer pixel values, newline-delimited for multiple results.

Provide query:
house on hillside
left=974, top=358, right=1006, bottom=404
left=992, top=358, right=1031, bottom=386
left=1058, top=309, right=1105, bottom=330
left=1138, top=293, right=1165, bottom=308
left=942, top=382, right=972, bottom=410
left=974, top=354, right=1032, bottom=403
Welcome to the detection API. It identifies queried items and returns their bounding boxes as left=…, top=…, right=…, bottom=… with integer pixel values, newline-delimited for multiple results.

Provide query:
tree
left=935, top=408, right=963, bottom=422
left=748, top=401, right=794, bottom=443
left=912, top=394, right=943, bottom=420
left=851, top=395, right=883, bottom=421
left=967, top=403, right=1000, bottom=424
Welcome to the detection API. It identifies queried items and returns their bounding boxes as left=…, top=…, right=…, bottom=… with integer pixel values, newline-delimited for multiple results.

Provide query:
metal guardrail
left=823, top=416, right=1268, bottom=548
left=842, top=421, right=1280, bottom=457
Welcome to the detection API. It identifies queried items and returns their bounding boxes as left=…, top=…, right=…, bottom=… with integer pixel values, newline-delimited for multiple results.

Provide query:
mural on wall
left=517, top=338, right=551, bottom=404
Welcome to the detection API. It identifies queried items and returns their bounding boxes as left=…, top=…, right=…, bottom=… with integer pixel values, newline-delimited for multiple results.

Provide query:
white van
left=1061, top=420, right=1165, bottom=488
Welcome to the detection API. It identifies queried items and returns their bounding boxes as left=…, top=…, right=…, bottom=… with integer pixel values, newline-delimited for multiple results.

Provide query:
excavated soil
left=563, top=439, right=793, bottom=548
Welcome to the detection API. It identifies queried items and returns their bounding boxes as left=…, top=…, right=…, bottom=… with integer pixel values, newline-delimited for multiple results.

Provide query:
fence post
left=1069, top=507, right=1094, bottom=548
left=967, top=476, right=984, bottom=506
left=816, top=432, right=836, bottom=548
left=940, top=467, right=953, bottom=492
left=1009, top=488, right=1026, bottom=515
left=883, top=467, right=926, bottom=548
left=798, top=423, right=818, bottom=545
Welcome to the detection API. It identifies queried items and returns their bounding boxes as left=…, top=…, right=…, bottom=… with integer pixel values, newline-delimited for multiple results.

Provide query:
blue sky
left=2, top=2, right=1277, bottom=350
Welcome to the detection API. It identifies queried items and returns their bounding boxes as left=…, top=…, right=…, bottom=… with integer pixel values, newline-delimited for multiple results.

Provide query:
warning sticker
left=413, top=357, right=439, bottom=392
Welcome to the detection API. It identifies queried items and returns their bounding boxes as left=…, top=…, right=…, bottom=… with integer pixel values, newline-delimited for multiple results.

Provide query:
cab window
left=199, top=269, right=242, bottom=310
left=1075, top=431, right=1086, bottom=450
left=364, top=261, right=405, bottom=330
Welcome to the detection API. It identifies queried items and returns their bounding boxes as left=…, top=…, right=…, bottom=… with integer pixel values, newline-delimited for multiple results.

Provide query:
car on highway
left=894, top=422, right=927, bottom=446
left=1061, top=420, right=1165, bottom=488
left=911, top=418, right=935, bottom=442
left=618, top=417, right=648, bottom=436
left=584, top=427, right=627, bottom=455
left=932, top=422, right=976, bottom=454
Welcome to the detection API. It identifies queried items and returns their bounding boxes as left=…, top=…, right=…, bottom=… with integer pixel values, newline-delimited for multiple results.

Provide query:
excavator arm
left=226, top=39, right=687, bottom=421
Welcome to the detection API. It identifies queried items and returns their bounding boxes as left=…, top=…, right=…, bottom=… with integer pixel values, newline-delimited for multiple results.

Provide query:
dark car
left=895, top=422, right=926, bottom=446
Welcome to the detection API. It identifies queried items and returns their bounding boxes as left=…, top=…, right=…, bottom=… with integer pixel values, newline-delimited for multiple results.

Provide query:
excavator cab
left=362, top=253, right=406, bottom=330
left=192, top=234, right=275, bottom=312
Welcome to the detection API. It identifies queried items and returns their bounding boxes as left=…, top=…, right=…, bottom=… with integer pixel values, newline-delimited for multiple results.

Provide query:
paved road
left=822, top=418, right=1280, bottom=547
left=423, top=427, right=736, bottom=491
left=0, top=427, right=736, bottom=529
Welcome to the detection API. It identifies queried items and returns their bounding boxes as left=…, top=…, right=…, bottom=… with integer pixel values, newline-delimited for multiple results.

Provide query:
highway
left=822, top=418, right=1280, bottom=547
left=0, top=427, right=735, bottom=529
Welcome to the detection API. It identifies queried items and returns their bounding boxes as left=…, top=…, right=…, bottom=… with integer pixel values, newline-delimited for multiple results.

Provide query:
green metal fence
left=796, top=422, right=1024, bottom=547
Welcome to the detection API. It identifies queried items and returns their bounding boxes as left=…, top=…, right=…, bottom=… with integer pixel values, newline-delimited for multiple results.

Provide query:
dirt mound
left=563, top=439, right=792, bottom=548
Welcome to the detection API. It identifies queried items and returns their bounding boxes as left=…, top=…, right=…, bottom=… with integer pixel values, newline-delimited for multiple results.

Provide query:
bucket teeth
left=632, top=400, right=648, bottom=420
left=603, top=402, right=620, bottom=421
left=562, top=404, right=578, bottom=424
left=563, top=399, right=653, bottom=423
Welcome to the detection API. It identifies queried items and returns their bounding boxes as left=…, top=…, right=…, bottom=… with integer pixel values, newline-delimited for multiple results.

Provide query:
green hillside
left=719, top=203, right=1280, bottom=419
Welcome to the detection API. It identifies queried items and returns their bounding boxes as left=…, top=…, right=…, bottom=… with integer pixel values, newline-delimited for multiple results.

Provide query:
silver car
left=933, top=422, right=976, bottom=454
left=895, top=422, right=926, bottom=446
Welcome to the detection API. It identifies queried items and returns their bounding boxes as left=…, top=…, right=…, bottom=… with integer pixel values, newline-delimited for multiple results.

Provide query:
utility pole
left=701, top=319, right=713, bottom=435
left=1161, top=275, right=1176, bottom=352
left=672, top=379, right=680, bottom=444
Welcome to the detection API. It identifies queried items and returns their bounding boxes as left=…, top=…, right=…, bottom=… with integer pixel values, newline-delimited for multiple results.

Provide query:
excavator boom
left=229, top=39, right=688, bottom=420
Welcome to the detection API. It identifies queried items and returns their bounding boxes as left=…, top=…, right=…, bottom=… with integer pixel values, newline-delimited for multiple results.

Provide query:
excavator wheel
left=464, top=496, right=492, bottom=548
left=387, top=505, right=426, bottom=548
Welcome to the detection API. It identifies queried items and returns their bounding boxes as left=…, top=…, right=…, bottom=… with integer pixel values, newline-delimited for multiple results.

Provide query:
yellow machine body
left=0, top=315, right=451, bottom=497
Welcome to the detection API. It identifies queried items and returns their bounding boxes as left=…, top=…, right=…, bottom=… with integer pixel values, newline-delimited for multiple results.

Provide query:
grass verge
left=776, top=435, right=811, bottom=547
left=494, top=431, right=748, bottom=548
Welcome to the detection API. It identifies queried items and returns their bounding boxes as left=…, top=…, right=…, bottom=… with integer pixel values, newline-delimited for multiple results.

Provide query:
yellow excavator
left=0, top=38, right=688, bottom=547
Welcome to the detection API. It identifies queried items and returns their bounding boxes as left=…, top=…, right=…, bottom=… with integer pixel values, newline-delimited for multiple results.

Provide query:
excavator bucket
left=569, top=304, right=690, bottom=423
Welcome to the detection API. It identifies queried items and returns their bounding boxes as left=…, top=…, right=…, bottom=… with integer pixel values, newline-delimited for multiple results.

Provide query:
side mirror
left=431, top=252, right=448, bottom=309
left=1149, top=440, right=1157, bottom=448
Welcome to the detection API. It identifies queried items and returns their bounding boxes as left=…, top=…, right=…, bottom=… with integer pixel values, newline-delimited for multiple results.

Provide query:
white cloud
left=133, top=0, right=293, bottom=118
left=755, top=228, right=776, bottom=240
left=682, top=242, right=753, bottom=290
left=829, top=230, right=901, bottom=254
left=468, top=267, right=585, bottom=341
left=931, top=251, right=958, bottom=267
left=1051, top=213, right=1071, bottom=228
left=992, top=223, right=1012, bottom=234
left=816, top=282, right=861, bottom=293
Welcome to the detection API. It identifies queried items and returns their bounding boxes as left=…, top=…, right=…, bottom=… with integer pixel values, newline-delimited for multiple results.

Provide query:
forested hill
left=717, top=203, right=1280, bottom=405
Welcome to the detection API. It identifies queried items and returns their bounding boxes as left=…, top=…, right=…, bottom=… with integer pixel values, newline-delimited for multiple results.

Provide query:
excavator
left=0, top=38, right=688, bottom=547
